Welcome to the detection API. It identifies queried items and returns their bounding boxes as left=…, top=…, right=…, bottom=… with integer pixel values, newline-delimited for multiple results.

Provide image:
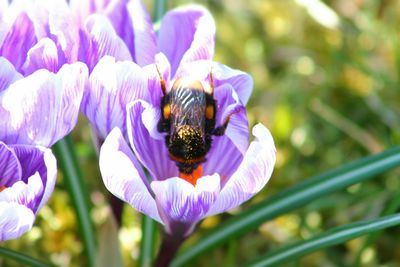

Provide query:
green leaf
left=244, top=213, right=400, bottom=267
left=0, top=247, right=54, bottom=267
left=53, top=136, right=97, bottom=267
left=353, top=190, right=400, bottom=266
left=172, top=146, right=400, bottom=266
left=139, top=215, right=157, bottom=267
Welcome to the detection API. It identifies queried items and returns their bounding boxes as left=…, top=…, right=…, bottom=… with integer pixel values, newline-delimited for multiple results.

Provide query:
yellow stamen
left=179, top=165, right=203, bottom=186
left=0, top=185, right=6, bottom=192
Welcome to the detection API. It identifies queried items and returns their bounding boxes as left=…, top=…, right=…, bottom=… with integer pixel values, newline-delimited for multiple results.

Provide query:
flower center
left=0, top=185, right=6, bottom=192
left=179, top=165, right=203, bottom=186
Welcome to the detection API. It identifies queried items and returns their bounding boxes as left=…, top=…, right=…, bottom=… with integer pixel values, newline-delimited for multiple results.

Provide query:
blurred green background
left=2, top=0, right=400, bottom=266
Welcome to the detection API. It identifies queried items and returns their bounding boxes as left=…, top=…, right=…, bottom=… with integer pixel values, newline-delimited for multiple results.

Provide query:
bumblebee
left=157, top=68, right=232, bottom=177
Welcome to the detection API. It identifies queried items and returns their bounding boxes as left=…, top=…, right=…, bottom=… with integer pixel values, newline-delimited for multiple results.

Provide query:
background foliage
left=2, top=0, right=400, bottom=266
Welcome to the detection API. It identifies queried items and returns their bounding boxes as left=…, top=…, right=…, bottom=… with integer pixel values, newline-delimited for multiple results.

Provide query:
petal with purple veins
left=127, top=100, right=178, bottom=181
left=0, top=12, right=36, bottom=71
left=151, top=174, right=220, bottom=236
left=158, top=6, right=215, bottom=76
left=203, top=83, right=249, bottom=179
left=81, top=56, right=150, bottom=139
left=69, top=0, right=110, bottom=27
left=0, top=142, right=22, bottom=188
left=80, top=14, right=132, bottom=71
left=0, top=57, right=22, bottom=92
left=202, top=136, right=243, bottom=185
left=0, top=202, right=35, bottom=241
left=212, top=63, right=253, bottom=105
left=21, top=38, right=59, bottom=75
left=207, top=124, right=276, bottom=216
left=30, top=0, right=80, bottom=64
left=126, top=0, right=156, bottom=65
left=0, top=172, right=43, bottom=212
left=12, top=144, right=57, bottom=211
left=0, top=62, right=87, bottom=147
left=99, top=127, right=161, bottom=223
left=214, top=83, right=249, bottom=154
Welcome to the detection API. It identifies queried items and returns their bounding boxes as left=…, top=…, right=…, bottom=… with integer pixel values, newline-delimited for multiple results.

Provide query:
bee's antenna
left=156, top=64, right=167, bottom=96
left=209, top=65, right=214, bottom=97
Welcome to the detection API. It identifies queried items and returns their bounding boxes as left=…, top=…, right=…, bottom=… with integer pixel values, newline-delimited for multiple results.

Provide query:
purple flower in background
left=0, top=28, right=87, bottom=240
left=0, top=0, right=79, bottom=75
left=78, top=1, right=217, bottom=142
left=0, top=142, right=56, bottom=241
left=95, top=3, right=276, bottom=237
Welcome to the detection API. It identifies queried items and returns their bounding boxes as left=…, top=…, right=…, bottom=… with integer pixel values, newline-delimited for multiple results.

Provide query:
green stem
left=244, top=213, right=400, bottom=267
left=139, top=215, right=157, bottom=267
left=0, top=247, right=53, bottom=267
left=53, top=136, right=97, bottom=267
left=172, top=146, right=400, bottom=266
left=155, top=233, right=186, bottom=267
left=153, top=0, right=168, bottom=22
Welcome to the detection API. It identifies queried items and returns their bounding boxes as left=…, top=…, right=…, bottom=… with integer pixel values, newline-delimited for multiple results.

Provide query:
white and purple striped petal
left=0, top=142, right=22, bottom=188
left=22, top=38, right=59, bottom=75
left=151, top=174, right=220, bottom=237
left=125, top=0, right=156, bottom=66
left=158, top=5, right=215, bottom=76
left=0, top=12, right=36, bottom=72
left=99, top=127, right=161, bottom=223
left=0, top=202, right=35, bottom=241
left=12, top=145, right=57, bottom=211
left=157, top=5, right=215, bottom=74
left=0, top=57, right=22, bottom=92
left=79, top=14, right=132, bottom=72
left=81, top=56, right=150, bottom=140
left=212, top=63, right=253, bottom=105
left=0, top=62, right=87, bottom=147
left=207, top=124, right=276, bottom=216
left=29, top=0, right=80, bottom=66
left=126, top=100, right=178, bottom=181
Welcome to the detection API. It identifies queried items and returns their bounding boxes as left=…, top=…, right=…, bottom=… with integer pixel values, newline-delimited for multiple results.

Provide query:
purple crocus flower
left=0, top=32, right=87, bottom=240
left=93, top=3, right=276, bottom=237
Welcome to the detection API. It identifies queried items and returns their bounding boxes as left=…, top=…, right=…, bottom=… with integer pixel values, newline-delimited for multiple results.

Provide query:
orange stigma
left=0, top=185, right=6, bottom=192
left=179, top=165, right=203, bottom=186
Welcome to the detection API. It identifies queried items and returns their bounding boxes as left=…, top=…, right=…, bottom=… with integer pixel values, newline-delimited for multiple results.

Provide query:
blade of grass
left=0, top=247, right=54, bottom=267
left=139, top=215, right=157, bottom=267
left=353, top=190, right=400, bottom=266
left=244, top=213, right=400, bottom=267
left=172, top=146, right=400, bottom=266
left=53, top=136, right=97, bottom=267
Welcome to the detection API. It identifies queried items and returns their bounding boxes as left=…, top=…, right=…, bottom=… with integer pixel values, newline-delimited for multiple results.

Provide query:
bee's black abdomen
left=169, top=125, right=206, bottom=160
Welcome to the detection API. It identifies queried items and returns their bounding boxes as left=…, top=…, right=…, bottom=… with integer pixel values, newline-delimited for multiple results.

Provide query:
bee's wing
left=169, top=86, right=206, bottom=138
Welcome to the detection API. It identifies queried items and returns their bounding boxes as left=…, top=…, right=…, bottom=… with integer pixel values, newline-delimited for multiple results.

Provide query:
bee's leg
left=156, top=64, right=167, bottom=95
left=157, top=119, right=170, bottom=133
left=212, top=123, right=228, bottom=136
left=212, top=109, right=240, bottom=136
